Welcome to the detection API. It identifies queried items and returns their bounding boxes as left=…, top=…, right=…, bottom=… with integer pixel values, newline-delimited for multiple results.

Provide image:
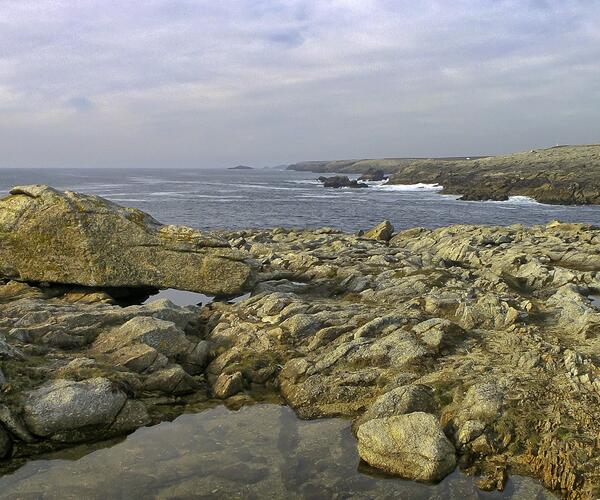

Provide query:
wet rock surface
left=1, top=190, right=600, bottom=497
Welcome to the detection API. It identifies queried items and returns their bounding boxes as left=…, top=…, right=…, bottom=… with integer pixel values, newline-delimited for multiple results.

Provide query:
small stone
left=280, top=314, right=321, bottom=339
left=92, top=316, right=191, bottom=358
left=213, top=371, right=244, bottom=399
left=457, top=419, right=485, bottom=446
left=180, top=340, right=211, bottom=375
left=0, top=404, right=36, bottom=443
left=143, top=365, right=198, bottom=395
left=110, top=400, right=151, bottom=433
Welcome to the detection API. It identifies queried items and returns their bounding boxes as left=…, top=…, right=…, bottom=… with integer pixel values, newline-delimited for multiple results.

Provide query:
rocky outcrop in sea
left=317, top=175, right=369, bottom=189
left=1, top=186, right=600, bottom=498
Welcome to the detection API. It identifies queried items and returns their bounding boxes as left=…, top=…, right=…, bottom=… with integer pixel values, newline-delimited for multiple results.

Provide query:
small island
left=228, top=165, right=254, bottom=170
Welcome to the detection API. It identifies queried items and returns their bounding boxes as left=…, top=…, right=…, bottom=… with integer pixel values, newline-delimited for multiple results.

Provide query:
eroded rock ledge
left=1, top=189, right=600, bottom=498
left=0, top=185, right=256, bottom=296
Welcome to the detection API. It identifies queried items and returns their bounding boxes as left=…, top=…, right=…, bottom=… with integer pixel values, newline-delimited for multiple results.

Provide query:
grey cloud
left=0, top=0, right=599, bottom=168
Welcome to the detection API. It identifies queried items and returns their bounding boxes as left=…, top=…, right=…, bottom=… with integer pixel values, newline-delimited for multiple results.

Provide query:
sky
left=1, top=0, right=599, bottom=168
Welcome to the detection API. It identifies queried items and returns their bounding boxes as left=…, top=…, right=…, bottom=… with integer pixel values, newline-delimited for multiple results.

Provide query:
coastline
left=288, top=144, right=600, bottom=206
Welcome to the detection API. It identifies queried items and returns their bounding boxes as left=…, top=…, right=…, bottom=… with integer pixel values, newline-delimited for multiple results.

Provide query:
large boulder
left=0, top=185, right=256, bottom=296
left=357, top=412, right=456, bottom=481
left=22, top=378, right=127, bottom=437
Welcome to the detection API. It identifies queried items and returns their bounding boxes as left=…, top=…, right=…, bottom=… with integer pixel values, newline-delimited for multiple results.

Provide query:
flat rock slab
left=0, top=185, right=256, bottom=296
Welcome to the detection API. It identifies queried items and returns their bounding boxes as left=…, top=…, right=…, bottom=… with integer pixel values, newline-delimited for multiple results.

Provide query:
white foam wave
left=289, top=179, right=320, bottom=185
left=477, top=195, right=541, bottom=205
left=106, top=198, right=149, bottom=203
left=506, top=195, right=541, bottom=205
left=228, top=183, right=295, bottom=191
left=297, top=194, right=338, bottom=199
left=371, top=182, right=444, bottom=192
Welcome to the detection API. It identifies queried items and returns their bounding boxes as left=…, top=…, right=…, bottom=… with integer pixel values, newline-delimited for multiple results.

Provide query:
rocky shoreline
left=1, top=186, right=600, bottom=498
left=289, top=144, right=600, bottom=205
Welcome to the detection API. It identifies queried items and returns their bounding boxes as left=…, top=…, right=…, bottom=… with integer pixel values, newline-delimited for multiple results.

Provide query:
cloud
left=0, top=0, right=599, bottom=167
left=66, top=96, right=93, bottom=112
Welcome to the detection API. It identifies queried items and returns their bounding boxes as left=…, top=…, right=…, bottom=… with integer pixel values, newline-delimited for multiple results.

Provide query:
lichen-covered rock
left=0, top=403, right=36, bottom=443
left=456, top=381, right=506, bottom=426
left=363, top=220, right=394, bottom=241
left=412, top=318, right=465, bottom=351
left=22, top=378, right=127, bottom=437
left=354, top=384, right=436, bottom=429
left=0, top=185, right=256, bottom=295
left=1, top=209, right=600, bottom=496
left=92, top=316, right=191, bottom=359
left=213, top=371, right=244, bottom=399
left=143, top=365, right=199, bottom=395
left=109, top=400, right=151, bottom=433
left=0, top=334, right=23, bottom=360
left=357, top=412, right=456, bottom=481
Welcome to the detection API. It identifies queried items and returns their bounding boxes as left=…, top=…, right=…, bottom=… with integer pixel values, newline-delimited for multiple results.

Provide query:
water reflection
left=0, top=404, right=554, bottom=499
left=144, top=288, right=213, bottom=306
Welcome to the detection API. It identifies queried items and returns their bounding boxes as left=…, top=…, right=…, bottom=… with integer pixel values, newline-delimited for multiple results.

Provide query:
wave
left=370, top=182, right=444, bottom=191
left=506, top=195, right=541, bottom=205
left=106, top=198, right=150, bottom=203
left=476, top=195, right=541, bottom=205
left=289, top=179, right=320, bottom=185
left=297, top=194, right=338, bottom=199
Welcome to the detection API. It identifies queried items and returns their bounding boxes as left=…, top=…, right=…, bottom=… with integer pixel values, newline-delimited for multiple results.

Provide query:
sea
left=0, top=166, right=580, bottom=498
left=1, top=167, right=599, bottom=231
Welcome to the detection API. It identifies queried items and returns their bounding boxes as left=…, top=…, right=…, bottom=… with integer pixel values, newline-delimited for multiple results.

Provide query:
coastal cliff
left=1, top=187, right=600, bottom=497
left=288, top=144, right=600, bottom=205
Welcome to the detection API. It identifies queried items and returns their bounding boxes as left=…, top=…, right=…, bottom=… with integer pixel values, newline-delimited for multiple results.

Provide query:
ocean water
left=0, top=168, right=598, bottom=232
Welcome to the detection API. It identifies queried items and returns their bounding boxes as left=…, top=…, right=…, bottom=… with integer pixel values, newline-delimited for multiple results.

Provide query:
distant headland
left=287, top=144, right=600, bottom=205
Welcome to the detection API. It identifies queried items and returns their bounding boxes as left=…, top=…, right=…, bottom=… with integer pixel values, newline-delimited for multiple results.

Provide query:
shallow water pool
left=0, top=404, right=554, bottom=499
